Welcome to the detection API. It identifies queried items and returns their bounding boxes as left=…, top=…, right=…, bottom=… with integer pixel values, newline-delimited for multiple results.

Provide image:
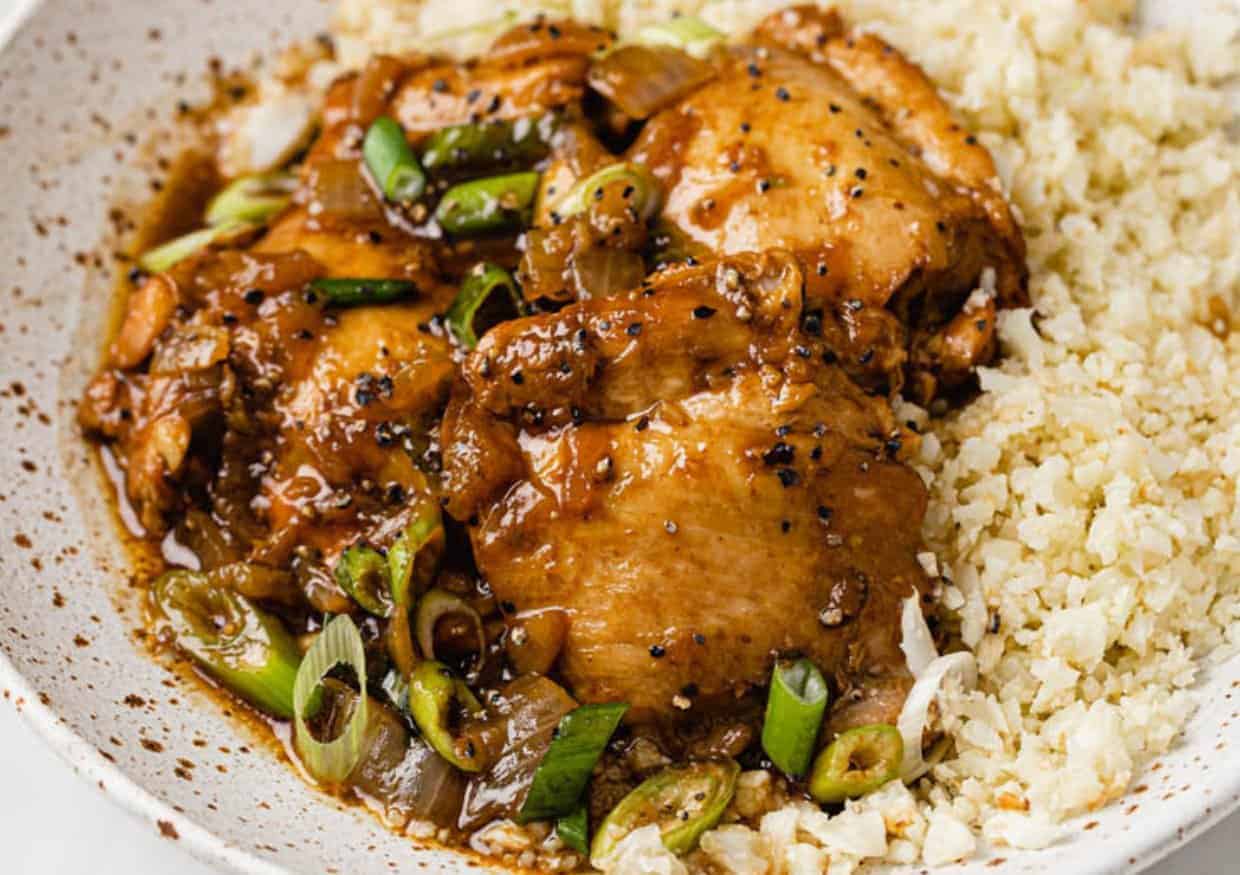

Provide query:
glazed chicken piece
left=627, top=5, right=1026, bottom=399
left=442, top=252, right=931, bottom=723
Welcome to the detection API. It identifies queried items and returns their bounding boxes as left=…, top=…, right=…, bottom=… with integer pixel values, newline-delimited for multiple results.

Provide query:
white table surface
left=0, top=699, right=1235, bottom=873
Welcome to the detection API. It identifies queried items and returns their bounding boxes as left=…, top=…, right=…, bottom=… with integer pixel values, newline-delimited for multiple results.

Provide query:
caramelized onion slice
left=588, top=44, right=716, bottom=120
left=458, top=675, right=578, bottom=829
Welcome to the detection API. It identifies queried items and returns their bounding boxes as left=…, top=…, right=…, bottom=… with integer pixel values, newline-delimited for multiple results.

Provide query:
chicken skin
left=630, top=5, right=1026, bottom=398
left=442, top=252, right=932, bottom=722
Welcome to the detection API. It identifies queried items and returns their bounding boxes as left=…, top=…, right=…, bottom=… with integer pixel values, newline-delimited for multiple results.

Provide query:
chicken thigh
left=629, top=5, right=1026, bottom=398
left=442, top=252, right=932, bottom=722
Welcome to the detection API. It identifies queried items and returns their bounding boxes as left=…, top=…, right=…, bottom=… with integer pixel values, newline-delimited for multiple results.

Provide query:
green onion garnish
left=519, top=702, right=629, bottom=822
left=553, top=162, right=662, bottom=223
left=408, top=660, right=485, bottom=772
left=333, top=544, right=393, bottom=617
left=388, top=503, right=443, bottom=609
left=363, top=116, right=427, bottom=203
left=434, top=171, right=540, bottom=236
left=591, top=759, right=739, bottom=864
left=309, top=277, right=418, bottom=307
left=557, top=805, right=590, bottom=855
left=152, top=570, right=301, bottom=718
left=421, top=117, right=554, bottom=174
left=808, top=724, right=904, bottom=804
left=292, top=615, right=370, bottom=784
left=204, top=171, right=297, bottom=226
left=137, top=220, right=250, bottom=273
left=414, top=589, right=487, bottom=683
left=446, top=262, right=522, bottom=349
left=636, top=16, right=723, bottom=58
left=761, top=658, right=828, bottom=777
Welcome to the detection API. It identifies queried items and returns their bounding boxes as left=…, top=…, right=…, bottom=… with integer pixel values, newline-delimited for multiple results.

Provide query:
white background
left=0, top=700, right=1235, bottom=873
left=0, top=0, right=1235, bottom=872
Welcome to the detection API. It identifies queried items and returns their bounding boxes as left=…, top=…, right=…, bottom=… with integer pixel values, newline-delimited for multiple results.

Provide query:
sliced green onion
left=636, top=16, right=724, bottom=58
left=519, top=702, right=629, bottom=822
left=553, top=162, right=662, bottom=223
left=138, top=220, right=250, bottom=273
left=591, top=760, right=739, bottom=864
left=761, top=658, right=828, bottom=777
left=434, top=171, right=540, bottom=236
left=415, top=589, right=486, bottom=678
left=293, top=615, right=370, bottom=784
left=557, top=804, right=590, bottom=855
left=446, top=262, right=522, bottom=349
left=808, top=724, right=904, bottom=804
left=153, top=570, right=301, bottom=718
left=408, top=660, right=485, bottom=772
left=363, top=116, right=427, bottom=203
left=205, top=171, right=297, bottom=226
left=421, top=117, right=553, bottom=174
left=309, top=277, right=418, bottom=307
left=388, top=503, right=443, bottom=609
left=333, top=544, right=393, bottom=617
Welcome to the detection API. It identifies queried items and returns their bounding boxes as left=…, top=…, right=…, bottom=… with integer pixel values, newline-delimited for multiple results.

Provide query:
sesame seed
left=692, top=305, right=717, bottom=319
left=649, top=644, right=665, bottom=657
left=777, top=468, right=800, bottom=487
left=775, top=86, right=790, bottom=101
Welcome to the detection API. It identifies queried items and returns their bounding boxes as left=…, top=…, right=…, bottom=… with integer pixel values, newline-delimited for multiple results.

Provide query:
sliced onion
left=896, top=652, right=977, bottom=782
left=572, top=248, right=647, bottom=300
left=588, top=44, right=716, bottom=120
left=305, top=159, right=384, bottom=222
left=900, top=592, right=939, bottom=677
left=458, top=675, right=578, bottom=829
left=415, top=589, right=486, bottom=677
left=293, top=614, right=369, bottom=785
left=897, top=592, right=978, bottom=782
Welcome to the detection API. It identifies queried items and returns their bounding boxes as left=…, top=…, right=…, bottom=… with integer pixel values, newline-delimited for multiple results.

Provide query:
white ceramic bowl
left=0, top=1, right=1236, bottom=873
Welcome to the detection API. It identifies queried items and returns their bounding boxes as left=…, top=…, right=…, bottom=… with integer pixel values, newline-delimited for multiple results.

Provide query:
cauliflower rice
left=326, top=0, right=1240, bottom=870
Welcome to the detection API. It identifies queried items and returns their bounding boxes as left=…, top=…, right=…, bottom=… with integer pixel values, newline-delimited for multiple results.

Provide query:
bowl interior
left=0, top=2, right=1235, bottom=873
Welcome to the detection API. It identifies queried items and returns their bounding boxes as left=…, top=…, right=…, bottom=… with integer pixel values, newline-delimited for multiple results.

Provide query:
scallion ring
left=557, top=805, right=590, bottom=855
left=137, top=220, right=251, bottom=273
left=761, top=658, right=828, bottom=777
left=309, top=277, right=418, bottom=307
left=554, top=162, right=662, bottom=224
left=420, top=116, right=553, bottom=174
left=446, top=262, right=522, bottom=349
left=292, top=614, right=370, bottom=785
left=408, top=660, right=485, bottom=772
left=388, top=503, right=444, bottom=609
left=333, top=544, right=393, bottom=617
left=808, top=724, right=904, bottom=804
left=591, top=759, right=739, bottom=864
left=415, top=589, right=486, bottom=678
left=519, top=702, right=629, bottom=822
left=636, top=16, right=724, bottom=58
left=205, top=171, right=297, bottom=226
left=362, top=116, right=427, bottom=203
left=152, top=570, right=301, bottom=718
left=434, top=171, right=539, bottom=236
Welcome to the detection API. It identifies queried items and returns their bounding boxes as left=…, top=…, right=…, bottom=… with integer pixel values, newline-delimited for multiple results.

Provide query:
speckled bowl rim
left=0, top=0, right=1237, bottom=873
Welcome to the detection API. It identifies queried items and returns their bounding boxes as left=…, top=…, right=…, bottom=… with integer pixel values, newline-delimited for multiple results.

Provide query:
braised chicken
left=632, top=5, right=1026, bottom=398
left=442, top=251, right=930, bottom=722
left=79, top=6, right=1025, bottom=859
